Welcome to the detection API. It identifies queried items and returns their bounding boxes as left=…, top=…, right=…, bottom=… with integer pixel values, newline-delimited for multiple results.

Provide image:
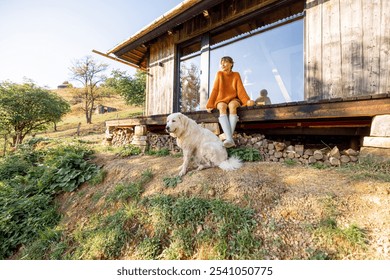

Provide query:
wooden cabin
left=97, top=0, right=390, bottom=158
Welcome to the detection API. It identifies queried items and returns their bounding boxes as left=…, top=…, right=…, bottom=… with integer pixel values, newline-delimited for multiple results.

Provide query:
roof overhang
left=94, top=0, right=225, bottom=70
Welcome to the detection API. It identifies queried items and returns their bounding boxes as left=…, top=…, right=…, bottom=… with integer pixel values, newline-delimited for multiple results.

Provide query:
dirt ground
left=58, top=151, right=390, bottom=260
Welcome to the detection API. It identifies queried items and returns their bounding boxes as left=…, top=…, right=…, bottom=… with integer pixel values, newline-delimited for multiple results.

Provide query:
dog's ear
left=179, top=114, right=188, bottom=129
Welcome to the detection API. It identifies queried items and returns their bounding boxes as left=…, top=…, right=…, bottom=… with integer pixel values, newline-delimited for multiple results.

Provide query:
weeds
left=117, top=145, right=142, bottom=157
left=283, top=158, right=297, bottom=166
left=310, top=195, right=367, bottom=259
left=106, top=169, right=153, bottom=203
left=142, top=195, right=261, bottom=259
left=339, top=157, right=390, bottom=182
left=146, top=148, right=170, bottom=157
left=227, top=147, right=262, bottom=162
left=163, top=176, right=182, bottom=188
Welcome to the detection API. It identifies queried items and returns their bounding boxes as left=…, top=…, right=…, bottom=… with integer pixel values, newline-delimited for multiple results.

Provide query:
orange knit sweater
left=206, top=71, right=250, bottom=109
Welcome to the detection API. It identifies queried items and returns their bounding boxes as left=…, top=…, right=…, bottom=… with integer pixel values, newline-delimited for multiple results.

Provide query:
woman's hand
left=247, top=100, right=255, bottom=106
left=206, top=108, right=213, bottom=113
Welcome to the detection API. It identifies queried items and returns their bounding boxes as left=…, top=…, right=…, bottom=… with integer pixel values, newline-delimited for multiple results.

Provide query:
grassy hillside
left=47, top=88, right=143, bottom=138
left=1, top=90, right=389, bottom=260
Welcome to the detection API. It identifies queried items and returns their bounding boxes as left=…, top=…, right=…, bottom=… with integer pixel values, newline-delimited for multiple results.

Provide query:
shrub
left=227, top=147, right=262, bottom=162
left=0, top=141, right=99, bottom=259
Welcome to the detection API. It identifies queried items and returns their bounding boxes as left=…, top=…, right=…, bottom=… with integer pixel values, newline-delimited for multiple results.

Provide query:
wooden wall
left=144, top=0, right=390, bottom=115
left=146, top=35, right=175, bottom=115
left=305, top=0, right=390, bottom=100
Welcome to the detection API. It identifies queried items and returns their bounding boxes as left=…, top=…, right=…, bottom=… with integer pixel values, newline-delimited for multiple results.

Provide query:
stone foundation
left=361, top=115, right=390, bottom=161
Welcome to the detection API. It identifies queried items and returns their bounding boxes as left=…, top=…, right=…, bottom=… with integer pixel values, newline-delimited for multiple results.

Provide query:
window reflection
left=210, top=20, right=303, bottom=105
left=178, top=19, right=304, bottom=112
left=179, top=55, right=201, bottom=112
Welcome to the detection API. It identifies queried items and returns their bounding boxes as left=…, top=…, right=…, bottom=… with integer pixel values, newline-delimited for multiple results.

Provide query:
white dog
left=166, top=112, right=242, bottom=176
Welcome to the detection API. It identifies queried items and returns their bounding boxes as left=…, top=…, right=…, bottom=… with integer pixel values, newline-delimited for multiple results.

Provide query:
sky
left=0, top=0, right=184, bottom=89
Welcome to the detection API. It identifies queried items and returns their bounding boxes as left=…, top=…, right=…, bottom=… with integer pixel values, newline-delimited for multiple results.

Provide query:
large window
left=178, top=16, right=303, bottom=112
left=210, top=19, right=303, bottom=105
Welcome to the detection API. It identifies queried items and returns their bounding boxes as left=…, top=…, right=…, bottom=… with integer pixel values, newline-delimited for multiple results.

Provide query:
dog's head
left=165, top=112, right=188, bottom=137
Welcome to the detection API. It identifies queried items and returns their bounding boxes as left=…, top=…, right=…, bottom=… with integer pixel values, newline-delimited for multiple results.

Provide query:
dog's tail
left=218, top=156, right=242, bottom=171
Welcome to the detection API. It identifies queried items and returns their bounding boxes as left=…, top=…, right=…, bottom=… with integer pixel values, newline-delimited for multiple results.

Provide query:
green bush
left=39, top=154, right=99, bottom=193
left=0, top=141, right=99, bottom=259
left=227, top=147, right=262, bottom=162
left=0, top=155, right=31, bottom=180
left=0, top=182, right=60, bottom=259
left=118, top=145, right=142, bottom=157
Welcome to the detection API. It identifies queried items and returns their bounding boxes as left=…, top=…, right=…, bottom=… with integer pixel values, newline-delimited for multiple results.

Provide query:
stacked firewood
left=233, top=133, right=359, bottom=166
left=146, top=132, right=360, bottom=166
left=110, top=129, right=360, bottom=165
left=110, top=128, right=133, bottom=146
left=147, top=133, right=181, bottom=153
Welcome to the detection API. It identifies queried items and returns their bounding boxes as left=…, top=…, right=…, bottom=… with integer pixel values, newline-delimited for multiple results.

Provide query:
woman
left=206, top=56, right=254, bottom=148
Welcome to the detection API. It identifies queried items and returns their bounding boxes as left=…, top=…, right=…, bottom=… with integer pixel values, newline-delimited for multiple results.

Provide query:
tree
left=69, top=56, right=108, bottom=124
left=103, top=69, right=146, bottom=107
left=0, top=81, right=70, bottom=147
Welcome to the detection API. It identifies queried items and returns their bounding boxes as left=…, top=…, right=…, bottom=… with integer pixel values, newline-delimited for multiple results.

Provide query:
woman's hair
left=220, top=56, right=234, bottom=69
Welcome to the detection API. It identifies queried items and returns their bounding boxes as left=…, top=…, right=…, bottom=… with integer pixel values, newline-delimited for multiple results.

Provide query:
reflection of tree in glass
left=180, top=63, right=200, bottom=112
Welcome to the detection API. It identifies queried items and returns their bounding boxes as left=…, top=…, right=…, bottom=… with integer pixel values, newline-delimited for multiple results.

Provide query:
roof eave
left=108, top=0, right=226, bottom=58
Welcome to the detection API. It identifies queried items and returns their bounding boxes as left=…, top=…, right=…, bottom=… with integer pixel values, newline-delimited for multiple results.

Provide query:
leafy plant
left=283, top=158, right=298, bottom=166
left=0, top=140, right=100, bottom=259
left=118, top=145, right=142, bottom=157
left=38, top=145, right=99, bottom=193
left=163, top=176, right=182, bottom=188
left=146, top=148, right=170, bottom=157
left=227, top=147, right=261, bottom=162
left=0, top=183, right=60, bottom=259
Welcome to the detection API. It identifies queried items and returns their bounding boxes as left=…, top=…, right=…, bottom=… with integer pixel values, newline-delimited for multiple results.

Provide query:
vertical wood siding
left=306, top=0, right=390, bottom=100
left=146, top=35, right=175, bottom=115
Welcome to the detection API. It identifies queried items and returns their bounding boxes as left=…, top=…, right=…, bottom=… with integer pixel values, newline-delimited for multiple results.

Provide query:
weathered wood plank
left=321, top=0, right=342, bottom=98
left=339, top=0, right=364, bottom=97
left=362, top=0, right=381, bottom=95
left=379, top=0, right=390, bottom=93
left=305, top=0, right=323, bottom=100
left=106, top=97, right=390, bottom=128
left=147, top=36, right=175, bottom=115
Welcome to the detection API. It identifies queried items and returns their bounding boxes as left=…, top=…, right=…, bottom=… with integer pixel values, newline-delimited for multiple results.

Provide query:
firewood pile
left=110, top=128, right=133, bottom=146
left=110, top=129, right=360, bottom=166
left=233, top=133, right=359, bottom=166
left=147, top=133, right=181, bottom=153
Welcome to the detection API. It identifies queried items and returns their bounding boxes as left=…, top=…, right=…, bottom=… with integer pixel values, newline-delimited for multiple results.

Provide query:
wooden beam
left=92, top=49, right=147, bottom=71
left=106, top=96, right=390, bottom=129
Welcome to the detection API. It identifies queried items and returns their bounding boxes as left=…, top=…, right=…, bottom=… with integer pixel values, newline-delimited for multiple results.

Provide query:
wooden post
left=76, top=122, right=81, bottom=136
